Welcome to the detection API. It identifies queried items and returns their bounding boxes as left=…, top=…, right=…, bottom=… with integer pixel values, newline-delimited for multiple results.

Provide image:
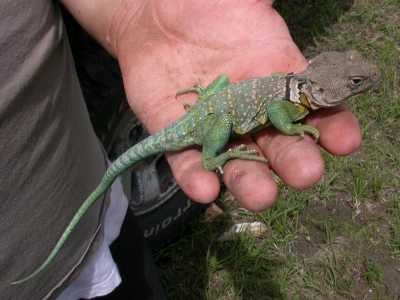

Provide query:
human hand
left=109, top=0, right=362, bottom=210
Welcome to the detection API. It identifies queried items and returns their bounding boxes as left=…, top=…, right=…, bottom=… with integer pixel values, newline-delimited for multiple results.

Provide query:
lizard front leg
left=267, top=101, right=320, bottom=140
left=201, top=114, right=267, bottom=171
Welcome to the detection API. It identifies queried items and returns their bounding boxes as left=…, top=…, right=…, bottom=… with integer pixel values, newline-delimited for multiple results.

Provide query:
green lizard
left=12, top=50, right=379, bottom=284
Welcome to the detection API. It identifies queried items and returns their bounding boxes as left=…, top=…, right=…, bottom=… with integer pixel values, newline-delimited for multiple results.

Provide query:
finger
left=222, top=136, right=278, bottom=212
left=255, top=129, right=325, bottom=190
left=166, top=148, right=221, bottom=204
left=306, top=105, right=362, bottom=155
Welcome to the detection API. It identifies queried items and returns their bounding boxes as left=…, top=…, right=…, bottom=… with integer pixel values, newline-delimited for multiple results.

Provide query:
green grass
left=158, top=1, right=400, bottom=299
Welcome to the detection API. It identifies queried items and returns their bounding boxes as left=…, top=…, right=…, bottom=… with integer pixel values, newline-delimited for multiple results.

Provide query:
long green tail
left=11, top=126, right=187, bottom=285
left=11, top=180, right=114, bottom=285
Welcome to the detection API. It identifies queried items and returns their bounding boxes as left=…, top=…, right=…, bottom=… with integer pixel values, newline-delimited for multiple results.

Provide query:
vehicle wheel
left=106, top=103, right=207, bottom=251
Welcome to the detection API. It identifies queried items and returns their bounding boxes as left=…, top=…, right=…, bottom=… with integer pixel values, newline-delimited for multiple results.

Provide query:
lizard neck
left=287, top=75, right=319, bottom=111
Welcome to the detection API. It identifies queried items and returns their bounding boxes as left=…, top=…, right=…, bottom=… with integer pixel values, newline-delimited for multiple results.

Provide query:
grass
left=158, top=0, right=400, bottom=299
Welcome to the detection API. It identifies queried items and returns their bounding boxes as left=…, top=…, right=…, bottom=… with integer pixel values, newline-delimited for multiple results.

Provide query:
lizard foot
left=296, top=125, right=320, bottom=141
left=176, top=86, right=204, bottom=97
left=226, top=144, right=268, bottom=163
left=203, top=145, right=267, bottom=171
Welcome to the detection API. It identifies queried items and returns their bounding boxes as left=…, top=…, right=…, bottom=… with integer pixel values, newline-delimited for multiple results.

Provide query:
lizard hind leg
left=176, top=74, right=231, bottom=101
left=201, top=114, right=267, bottom=172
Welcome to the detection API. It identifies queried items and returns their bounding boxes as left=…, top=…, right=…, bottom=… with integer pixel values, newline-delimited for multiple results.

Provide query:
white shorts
left=57, top=177, right=128, bottom=300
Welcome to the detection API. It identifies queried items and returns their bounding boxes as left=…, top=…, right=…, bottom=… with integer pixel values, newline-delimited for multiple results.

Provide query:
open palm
left=111, top=0, right=361, bottom=210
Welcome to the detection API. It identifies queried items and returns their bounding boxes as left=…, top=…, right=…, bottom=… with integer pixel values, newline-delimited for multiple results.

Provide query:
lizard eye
left=350, top=76, right=365, bottom=87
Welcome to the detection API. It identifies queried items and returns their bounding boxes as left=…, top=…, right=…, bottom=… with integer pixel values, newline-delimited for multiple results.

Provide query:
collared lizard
left=12, top=50, right=379, bottom=284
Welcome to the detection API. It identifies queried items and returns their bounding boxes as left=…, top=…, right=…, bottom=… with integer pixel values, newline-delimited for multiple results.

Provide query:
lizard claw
left=217, top=166, right=224, bottom=175
left=183, top=103, right=192, bottom=111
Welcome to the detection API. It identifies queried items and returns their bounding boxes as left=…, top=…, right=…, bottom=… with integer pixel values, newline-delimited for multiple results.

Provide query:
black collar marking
left=285, top=73, right=294, bottom=100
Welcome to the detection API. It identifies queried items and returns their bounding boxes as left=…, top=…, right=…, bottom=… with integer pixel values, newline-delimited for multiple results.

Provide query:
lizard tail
left=11, top=129, right=179, bottom=285
left=11, top=183, right=109, bottom=285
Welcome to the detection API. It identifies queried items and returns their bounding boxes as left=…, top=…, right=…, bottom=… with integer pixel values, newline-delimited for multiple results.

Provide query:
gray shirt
left=0, top=1, right=109, bottom=299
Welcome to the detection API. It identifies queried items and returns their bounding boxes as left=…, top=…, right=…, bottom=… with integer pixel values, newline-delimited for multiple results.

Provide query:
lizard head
left=297, top=51, right=380, bottom=109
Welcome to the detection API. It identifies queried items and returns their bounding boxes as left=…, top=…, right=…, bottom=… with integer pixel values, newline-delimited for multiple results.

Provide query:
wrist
left=107, top=0, right=149, bottom=57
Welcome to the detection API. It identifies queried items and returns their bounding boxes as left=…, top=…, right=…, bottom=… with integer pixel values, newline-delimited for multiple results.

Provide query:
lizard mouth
left=298, top=81, right=327, bottom=110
